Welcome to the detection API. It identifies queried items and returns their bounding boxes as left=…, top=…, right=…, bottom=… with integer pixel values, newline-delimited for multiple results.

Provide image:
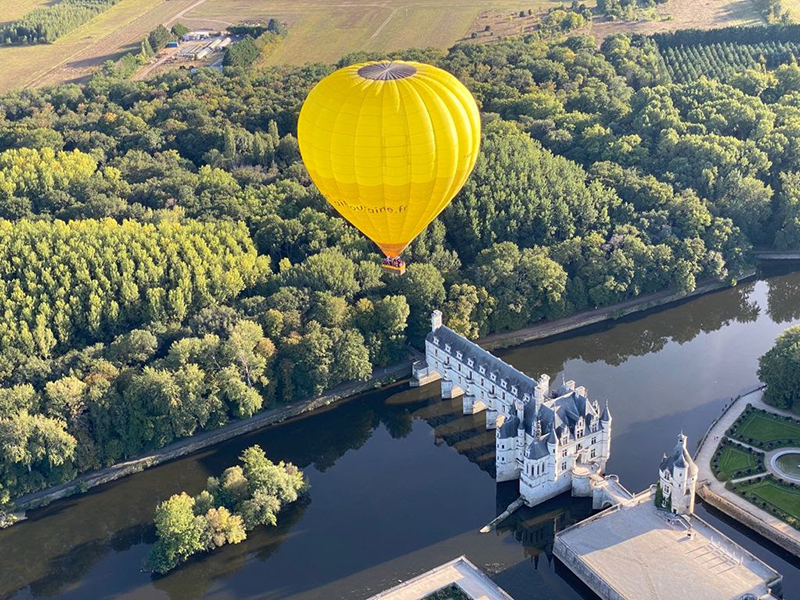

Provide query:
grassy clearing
left=591, top=0, right=763, bottom=41
left=0, top=0, right=189, bottom=93
left=728, top=406, right=800, bottom=449
left=712, top=440, right=764, bottom=481
left=782, top=0, right=800, bottom=20
left=734, top=476, right=800, bottom=526
left=185, top=0, right=572, bottom=67
left=0, top=0, right=52, bottom=26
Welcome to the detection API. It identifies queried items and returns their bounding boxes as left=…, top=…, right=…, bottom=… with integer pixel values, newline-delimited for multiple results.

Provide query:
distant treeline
left=224, top=19, right=288, bottom=68
left=753, top=0, right=792, bottom=23
left=0, top=0, right=120, bottom=45
left=651, top=24, right=800, bottom=49
left=596, top=0, right=669, bottom=21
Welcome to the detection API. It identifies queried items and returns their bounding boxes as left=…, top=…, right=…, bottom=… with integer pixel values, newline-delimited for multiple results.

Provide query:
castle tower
left=657, top=432, right=698, bottom=515
left=599, top=402, right=612, bottom=467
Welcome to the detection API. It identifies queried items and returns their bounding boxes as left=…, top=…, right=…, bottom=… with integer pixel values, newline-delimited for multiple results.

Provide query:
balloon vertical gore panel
left=297, top=60, right=481, bottom=260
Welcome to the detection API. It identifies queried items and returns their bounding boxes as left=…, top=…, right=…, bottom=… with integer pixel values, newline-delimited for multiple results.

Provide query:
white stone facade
left=658, top=433, right=698, bottom=515
left=412, top=310, right=612, bottom=508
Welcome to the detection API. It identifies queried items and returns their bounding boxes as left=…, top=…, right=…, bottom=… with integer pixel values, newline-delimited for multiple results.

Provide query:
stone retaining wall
left=697, top=484, right=800, bottom=557
left=480, top=273, right=755, bottom=351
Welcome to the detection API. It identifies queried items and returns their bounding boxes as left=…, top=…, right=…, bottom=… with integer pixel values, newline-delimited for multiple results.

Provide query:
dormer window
left=501, top=379, right=507, bottom=389
left=511, top=386, right=518, bottom=396
left=523, top=393, right=530, bottom=402
left=456, top=351, right=463, bottom=360
left=433, top=337, right=440, bottom=346
left=479, top=366, right=486, bottom=375
left=444, top=343, right=451, bottom=353
left=490, top=373, right=496, bottom=382
left=467, top=359, right=474, bottom=368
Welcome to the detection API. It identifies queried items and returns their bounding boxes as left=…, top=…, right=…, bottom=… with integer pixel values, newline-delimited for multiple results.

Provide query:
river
left=3, top=265, right=800, bottom=600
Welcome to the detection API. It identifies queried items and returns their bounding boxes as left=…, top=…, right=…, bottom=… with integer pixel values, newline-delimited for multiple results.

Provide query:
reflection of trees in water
left=152, top=498, right=311, bottom=600
left=765, top=268, right=800, bottom=324
left=501, top=281, right=761, bottom=374
left=10, top=270, right=798, bottom=600
left=16, top=524, right=152, bottom=599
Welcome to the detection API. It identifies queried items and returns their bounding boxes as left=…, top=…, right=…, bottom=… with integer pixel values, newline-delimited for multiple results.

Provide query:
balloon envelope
left=298, top=60, right=481, bottom=258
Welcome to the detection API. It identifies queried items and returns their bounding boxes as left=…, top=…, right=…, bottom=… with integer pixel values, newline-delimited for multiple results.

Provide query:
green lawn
left=713, top=442, right=763, bottom=481
left=728, top=407, right=800, bottom=449
left=735, top=476, right=800, bottom=525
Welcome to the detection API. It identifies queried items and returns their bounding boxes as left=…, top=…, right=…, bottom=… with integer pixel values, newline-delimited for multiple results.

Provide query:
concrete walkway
left=695, top=389, right=800, bottom=552
left=369, top=556, right=513, bottom=600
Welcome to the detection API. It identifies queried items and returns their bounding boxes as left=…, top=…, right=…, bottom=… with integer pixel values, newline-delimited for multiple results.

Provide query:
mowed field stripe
left=0, top=0, right=52, bottom=27
left=0, top=0, right=214, bottom=92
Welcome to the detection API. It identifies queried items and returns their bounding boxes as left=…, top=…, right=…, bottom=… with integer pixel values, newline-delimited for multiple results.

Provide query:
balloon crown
left=357, top=62, right=417, bottom=81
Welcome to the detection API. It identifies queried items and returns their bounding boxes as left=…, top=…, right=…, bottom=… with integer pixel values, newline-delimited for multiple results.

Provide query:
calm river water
left=3, top=265, right=800, bottom=600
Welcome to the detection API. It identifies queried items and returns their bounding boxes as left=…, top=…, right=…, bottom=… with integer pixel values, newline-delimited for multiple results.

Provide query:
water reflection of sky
left=3, top=266, right=800, bottom=600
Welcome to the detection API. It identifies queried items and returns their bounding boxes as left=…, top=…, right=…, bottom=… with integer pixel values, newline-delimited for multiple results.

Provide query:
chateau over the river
left=412, top=310, right=612, bottom=507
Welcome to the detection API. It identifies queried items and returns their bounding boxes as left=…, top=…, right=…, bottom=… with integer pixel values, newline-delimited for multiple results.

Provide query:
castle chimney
left=431, top=310, right=442, bottom=331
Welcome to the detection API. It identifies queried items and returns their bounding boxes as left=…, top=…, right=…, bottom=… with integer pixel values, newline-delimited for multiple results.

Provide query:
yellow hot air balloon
left=297, top=60, right=481, bottom=273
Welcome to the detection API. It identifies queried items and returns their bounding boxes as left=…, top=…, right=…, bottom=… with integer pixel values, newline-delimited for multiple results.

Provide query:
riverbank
left=7, top=270, right=760, bottom=518
left=11, top=358, right=416, bottom=514
left=7, top=266, right=780, bottom=521
left=478, top=272, right=755, bottom=350
left=694, top=389, right=800, bottom=557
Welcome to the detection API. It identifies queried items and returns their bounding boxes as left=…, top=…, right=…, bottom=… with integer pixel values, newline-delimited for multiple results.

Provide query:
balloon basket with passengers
left=297, top=60, right=481, bottom=274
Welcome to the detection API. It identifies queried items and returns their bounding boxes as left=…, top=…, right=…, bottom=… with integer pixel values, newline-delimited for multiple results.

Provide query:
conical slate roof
left=659, top=433, right=698, bottom=477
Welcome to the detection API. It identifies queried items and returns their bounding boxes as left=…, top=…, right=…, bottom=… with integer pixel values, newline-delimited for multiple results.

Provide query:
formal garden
left=731, top=476, right=800, bottom=530
left=727, top=406, right=800, bottom=450
left=711, top=439, right=765, bottom=481
left=716, top=401, right=800, bottom=530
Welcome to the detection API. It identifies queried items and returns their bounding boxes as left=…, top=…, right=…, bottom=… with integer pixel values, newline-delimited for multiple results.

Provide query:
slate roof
left=498, top=415, right=520, bottom=439
left=659, top=434, right=698, bottom=477
left=428, top=324, right=607, bottom=447
left=538, top=389, right=600, bottom=440
left=427, top=325, right=537, bottom=396
left=526, top=438, right=551, bottom=459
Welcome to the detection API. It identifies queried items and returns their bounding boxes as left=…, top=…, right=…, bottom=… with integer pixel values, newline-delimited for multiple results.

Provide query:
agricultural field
left=0, top=0, right=199, bottom=93
left=183, top=0, right=583, bottom=66
left=783, top=0, right=800, bottom=20
left=0, top=0, right=774, bottom=92
left=591, top=0, right=764, bottom=41
left=661, top=40, right=800, bottom=83
left=0, top=0, right=51, bottom=27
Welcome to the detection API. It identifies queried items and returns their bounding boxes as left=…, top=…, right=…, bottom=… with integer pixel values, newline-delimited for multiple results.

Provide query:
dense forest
left=2, top=25, right=800, bottom=505
left=0, top=0, right=119, bottom=45
left=759, top=325, right=800, bottom=412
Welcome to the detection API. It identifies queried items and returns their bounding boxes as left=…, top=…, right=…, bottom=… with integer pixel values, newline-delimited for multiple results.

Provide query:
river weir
left=2, top=264, right=800, bottom=599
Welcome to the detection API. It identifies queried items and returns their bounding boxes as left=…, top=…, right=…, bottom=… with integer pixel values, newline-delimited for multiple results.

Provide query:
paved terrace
left=694, top=389, right=800, bottom=552
left=368, top=556, right=513, bottom=600
left=555, top=491, right=781, bottom=600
